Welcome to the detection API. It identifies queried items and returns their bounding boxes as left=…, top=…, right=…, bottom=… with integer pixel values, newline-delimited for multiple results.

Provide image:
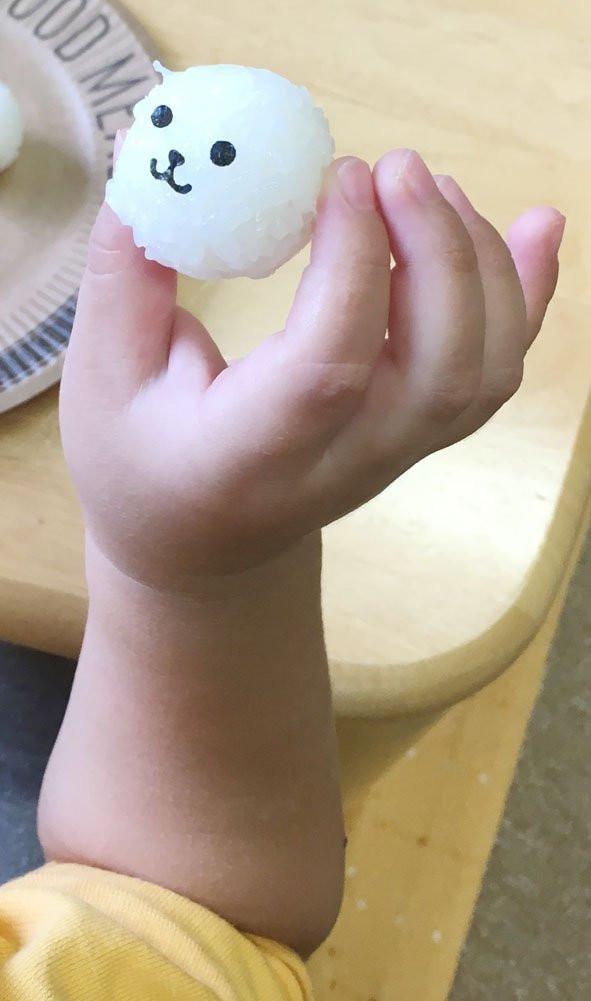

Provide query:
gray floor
left=450, top=533, right=591, bottom=1000
left=0, top=644, right=73, bottom=879
left=0, top=538, right=589, bottom=997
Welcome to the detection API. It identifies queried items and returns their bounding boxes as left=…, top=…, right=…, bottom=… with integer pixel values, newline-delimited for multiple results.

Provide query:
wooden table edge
left=332, top=391, right=591, bottom=717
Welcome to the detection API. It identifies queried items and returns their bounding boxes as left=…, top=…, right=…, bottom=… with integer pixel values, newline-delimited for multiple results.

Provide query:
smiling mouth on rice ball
left=149, top=148, right=193, bottom=195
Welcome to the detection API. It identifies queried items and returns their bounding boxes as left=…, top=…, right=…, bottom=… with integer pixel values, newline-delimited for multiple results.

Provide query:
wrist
left=82, top=528, right=325, bottom=678
left=85, top=527, right=322, bottom=607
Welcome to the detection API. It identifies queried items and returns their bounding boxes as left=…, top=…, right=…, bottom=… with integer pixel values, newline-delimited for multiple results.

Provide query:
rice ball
left=0, top=82, right=23, bottom=172
left=106, top=64, right=335, bottom=280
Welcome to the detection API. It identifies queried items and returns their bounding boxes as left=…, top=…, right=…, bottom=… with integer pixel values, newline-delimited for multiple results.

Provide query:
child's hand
left=61, top=145, right=564, bottom=586
left=50, top=145, right=564, bottom=952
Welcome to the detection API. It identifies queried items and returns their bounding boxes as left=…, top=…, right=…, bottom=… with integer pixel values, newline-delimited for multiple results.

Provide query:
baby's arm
left=39, top=148, right=563, bottom=959
left=40, top=534, right=340, bottom=958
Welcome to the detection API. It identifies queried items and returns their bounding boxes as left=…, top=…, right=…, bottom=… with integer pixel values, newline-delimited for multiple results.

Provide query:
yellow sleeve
left=0, top=863, right=313, bottom=1001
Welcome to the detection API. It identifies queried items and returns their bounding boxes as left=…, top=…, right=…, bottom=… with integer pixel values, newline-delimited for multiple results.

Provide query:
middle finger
left=435, top=175, right=527, bottom=423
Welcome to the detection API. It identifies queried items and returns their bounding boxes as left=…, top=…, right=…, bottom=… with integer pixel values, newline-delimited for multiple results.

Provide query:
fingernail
left=396, top=149, right=439, bottom=202
left=337, top=157, right=376, bottom=210
left=552, top=212, right=566, bottom=248
left=531, top=208, right=566, bottom=255
left=434, top=174, right=477, bottom=214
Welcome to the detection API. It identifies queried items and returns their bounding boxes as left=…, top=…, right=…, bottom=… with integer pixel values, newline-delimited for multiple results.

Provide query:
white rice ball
left=0, top=82, right=23, bottom=172
left=106, top=64, right=335, bottom=280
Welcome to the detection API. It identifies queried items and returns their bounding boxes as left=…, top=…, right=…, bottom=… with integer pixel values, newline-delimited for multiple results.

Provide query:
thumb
left=66, top=145, right=177, bottom=402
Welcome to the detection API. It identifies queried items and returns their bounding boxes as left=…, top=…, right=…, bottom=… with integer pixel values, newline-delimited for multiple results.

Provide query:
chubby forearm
left=38, top=531, right=344, bottom=957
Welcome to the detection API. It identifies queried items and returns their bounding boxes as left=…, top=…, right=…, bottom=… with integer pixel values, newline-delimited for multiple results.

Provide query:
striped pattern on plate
left=0, top=0, right=158, bottom=413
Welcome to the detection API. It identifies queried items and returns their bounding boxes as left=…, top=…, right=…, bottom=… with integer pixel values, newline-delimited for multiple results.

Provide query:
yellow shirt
left=0, top=864, right=313, bottom=1000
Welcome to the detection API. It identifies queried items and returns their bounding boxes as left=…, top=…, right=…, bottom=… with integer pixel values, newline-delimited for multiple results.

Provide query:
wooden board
left=0, top=0, right=589, bottom=717
left=309, top=508, right=589, bottom=1000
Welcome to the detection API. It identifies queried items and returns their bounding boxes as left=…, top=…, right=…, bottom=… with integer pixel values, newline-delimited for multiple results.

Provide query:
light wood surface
left=1, top=0, right=589, bottom=715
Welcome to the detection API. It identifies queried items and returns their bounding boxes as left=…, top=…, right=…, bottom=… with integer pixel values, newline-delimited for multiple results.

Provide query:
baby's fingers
left=373, top=150, right=485, bottom=423
left=67, top=201, right=177, bottom=403
left=435, top=175, right=527, bottom=412
left=506, top=207, right=565, bottom=348
left=284, top=157, right=391, bottom=395
left=66, top=128, right=177, bottom=403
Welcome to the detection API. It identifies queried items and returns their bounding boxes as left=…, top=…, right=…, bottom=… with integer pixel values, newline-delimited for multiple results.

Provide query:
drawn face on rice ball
left=106, top=63, right=335, bottom=280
